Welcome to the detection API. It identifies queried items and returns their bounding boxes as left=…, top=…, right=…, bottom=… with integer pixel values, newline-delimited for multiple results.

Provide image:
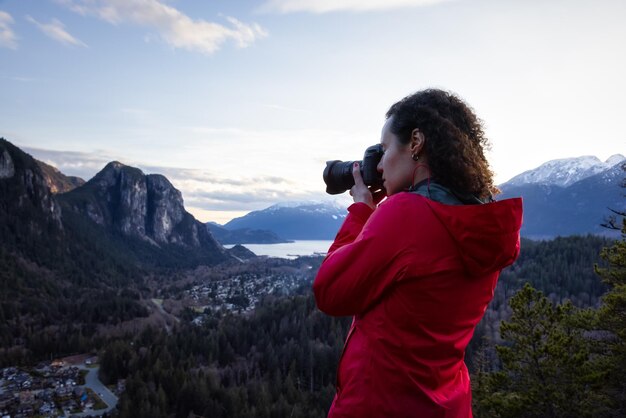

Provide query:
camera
left=323, top=144, right=384, bottom=195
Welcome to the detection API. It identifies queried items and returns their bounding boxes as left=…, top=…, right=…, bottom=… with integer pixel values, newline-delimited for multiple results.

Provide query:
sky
left=1, top=0, right=624, bottom=224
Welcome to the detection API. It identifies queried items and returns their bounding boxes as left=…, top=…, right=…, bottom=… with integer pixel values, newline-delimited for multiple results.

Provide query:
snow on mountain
left=266, top=199, right=348, bottom=213
left=606, top=153, right=626, bottom=167
left=224, top=199, right=349, bottom=240
left=504, top=154, right=625, bottom=187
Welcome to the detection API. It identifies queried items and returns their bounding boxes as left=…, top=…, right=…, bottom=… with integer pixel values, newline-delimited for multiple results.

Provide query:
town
left=0, top=355, right=119, bottom=418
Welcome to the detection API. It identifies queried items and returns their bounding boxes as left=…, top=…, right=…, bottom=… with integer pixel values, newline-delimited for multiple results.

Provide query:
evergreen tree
left=594, top=218, right=626, bottom=416
left=473, top=283, right=602, bottom=417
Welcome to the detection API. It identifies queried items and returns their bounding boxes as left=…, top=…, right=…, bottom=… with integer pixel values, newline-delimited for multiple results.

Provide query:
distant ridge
left=224, top=201, right=347, bottom=240
left=499, top=154, right=624, bottom=239
left=505, top=154, right=624, bottom=187
left=206, top=222, right=292, bottom=245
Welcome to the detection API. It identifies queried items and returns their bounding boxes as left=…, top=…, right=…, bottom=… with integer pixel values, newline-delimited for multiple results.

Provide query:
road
left=69, top=365, right=118, bottom=417
left=152, top=298, right=180, bottom=333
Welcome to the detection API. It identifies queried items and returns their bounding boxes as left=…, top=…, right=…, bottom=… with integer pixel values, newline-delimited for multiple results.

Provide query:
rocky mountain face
left=36, top=159, right=85, bottom=194
left=0, top=138, right=229, bottom=270
left=59, top=161, right=227, bottom=261
left=0, top=138, right=63, bottom=233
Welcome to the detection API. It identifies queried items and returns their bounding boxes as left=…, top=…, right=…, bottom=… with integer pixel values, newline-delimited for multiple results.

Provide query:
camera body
left=323, top=144, right=384, bottom=195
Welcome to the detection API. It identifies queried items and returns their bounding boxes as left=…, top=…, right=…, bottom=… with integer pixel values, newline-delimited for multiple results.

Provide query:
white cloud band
left=259, top=0, right=453, bottom=13
left=57, top=0, right=267, bottom=54
left=0, top=10, right=18, bottom=49
left=26, top=15, right=87, bottom=47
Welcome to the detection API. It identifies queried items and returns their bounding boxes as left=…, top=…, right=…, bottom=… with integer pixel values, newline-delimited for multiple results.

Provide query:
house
left=0, top=392, right=15, bottom=409
left=18, top=390, right=35, bottom=405
left=39, top=402, right=54, bottom=415
left=55, top=385, right=72, bottom=397
left=85, top=356, right=99, bottom=365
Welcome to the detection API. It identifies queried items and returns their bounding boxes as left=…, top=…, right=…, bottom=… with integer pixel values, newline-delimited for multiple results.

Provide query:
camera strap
left=408, top=179, right=486, bottom=205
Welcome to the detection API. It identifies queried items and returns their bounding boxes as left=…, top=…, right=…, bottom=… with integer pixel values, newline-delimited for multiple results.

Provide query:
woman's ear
left=410, top=129, right=425, bottom=155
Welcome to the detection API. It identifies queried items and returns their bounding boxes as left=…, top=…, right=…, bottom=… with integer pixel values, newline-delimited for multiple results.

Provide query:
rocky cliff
left=36, top=159, right=85, bottom=194
left=59, top=161, right=227, bottom=262
left=0, top=138, right=229, bottom=269
left=0, top=138, right=63, bottom=232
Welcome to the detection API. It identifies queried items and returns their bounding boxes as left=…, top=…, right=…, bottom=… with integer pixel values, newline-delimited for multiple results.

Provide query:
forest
left=93, top=231, right=624, bottom=418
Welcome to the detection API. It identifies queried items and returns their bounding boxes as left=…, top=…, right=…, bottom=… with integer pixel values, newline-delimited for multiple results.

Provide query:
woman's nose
left=377, top=160, right=383, bottom=173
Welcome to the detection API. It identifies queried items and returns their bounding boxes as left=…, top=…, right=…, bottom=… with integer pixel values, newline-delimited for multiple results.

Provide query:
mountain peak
left=503, top=154, right=623, bottom=187
left=606, top=154, right=625, bottom=166
left=106, top=160, right=127, bottom=169
left=60, top=160, right=226, bottom=262
left=35, top=159, right=85, bottom=194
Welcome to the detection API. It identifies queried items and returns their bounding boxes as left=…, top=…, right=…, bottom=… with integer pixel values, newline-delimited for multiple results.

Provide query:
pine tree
left=594, top=218, right=626, bottom=416
left=474, top=283, right=600, bottom=418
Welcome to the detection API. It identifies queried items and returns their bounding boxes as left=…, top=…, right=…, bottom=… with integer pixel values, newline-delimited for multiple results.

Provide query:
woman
left=313, top=89, right=523, bottom=417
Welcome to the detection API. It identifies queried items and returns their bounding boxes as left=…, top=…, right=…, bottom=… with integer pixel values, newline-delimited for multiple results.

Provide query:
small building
left=39, top=402, right=54, bottom=415
left=18, top=390, right=35, bottom=405
left=73, top=387, right=86, bottom=398
left=85, top=356, right=99, bottom=365
left=0, top=392, right=15, bottom=409
left=51, top=359, right=66, bottom=367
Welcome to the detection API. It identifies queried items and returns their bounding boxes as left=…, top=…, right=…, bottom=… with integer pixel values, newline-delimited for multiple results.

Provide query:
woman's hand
left=350, top=162, right=386, bottom=209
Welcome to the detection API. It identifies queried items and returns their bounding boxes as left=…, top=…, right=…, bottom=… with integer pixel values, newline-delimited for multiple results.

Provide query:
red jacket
left=313, top=192, right=523, bottom=418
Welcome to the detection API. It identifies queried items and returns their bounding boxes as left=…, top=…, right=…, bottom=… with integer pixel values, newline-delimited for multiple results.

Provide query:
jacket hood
left=423, top=197, right=523, bottom=276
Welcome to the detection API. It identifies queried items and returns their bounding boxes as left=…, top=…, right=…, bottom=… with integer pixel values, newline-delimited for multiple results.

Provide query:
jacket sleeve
left=327, top=202, right=374, bottom=253
left=313, top=195, right=416, bottom=316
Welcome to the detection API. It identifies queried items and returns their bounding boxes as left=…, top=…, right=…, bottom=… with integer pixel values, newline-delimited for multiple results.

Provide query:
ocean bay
left=225, top=240, right=334, bottom=259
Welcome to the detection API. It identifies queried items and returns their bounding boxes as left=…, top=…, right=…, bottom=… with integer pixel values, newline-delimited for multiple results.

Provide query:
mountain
left=58, top=161, right=229, bottom=267
left=499, top=155, right=625, bottom=239
left=0, top=139, right=151, bottom=363
left=505, top=154, right=624, bottom=187
left=0, top=139, right=66, bottom=248
left=206, top=222, right=292, bottom=245
left=36, top=159, right=85, bottom=194
left=0, top=139, right=237, bottom=364
left=1, top=138, right=230, bottom=278
left=224, top=201, right=347, bottom=240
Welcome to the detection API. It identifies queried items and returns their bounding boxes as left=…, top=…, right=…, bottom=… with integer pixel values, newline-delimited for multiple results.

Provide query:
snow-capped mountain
left=224, top=201, right=348, bottom=240
left=499, top=155, right=624, bottom=239
left=504, top=154, right=625, bottom=187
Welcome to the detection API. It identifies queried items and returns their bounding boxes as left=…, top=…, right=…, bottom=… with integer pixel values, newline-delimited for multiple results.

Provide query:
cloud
left=0, top=10, right=18, bottom=49
left=148, top=166, right=314, bottom=211
left=21, top=146, right=323, bottom=212
left=23, top=147, right=121, bottom=180
left=56, top=0, right=267, bottom=55
left=26, top=15, right=87, bottom=47
left=259, top=0, right=453, bottom=13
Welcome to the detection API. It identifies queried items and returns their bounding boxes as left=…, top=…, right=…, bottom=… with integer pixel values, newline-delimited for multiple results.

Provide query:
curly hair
left=386, top=89, right=499, bottom=199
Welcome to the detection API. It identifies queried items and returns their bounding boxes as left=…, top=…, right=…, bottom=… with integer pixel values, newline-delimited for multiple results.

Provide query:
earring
left=412, top=153, right=419, bottom=161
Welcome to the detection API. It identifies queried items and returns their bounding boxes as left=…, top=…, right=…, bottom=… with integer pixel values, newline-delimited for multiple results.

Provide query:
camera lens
left=323, top=160, right=358, bottom=195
